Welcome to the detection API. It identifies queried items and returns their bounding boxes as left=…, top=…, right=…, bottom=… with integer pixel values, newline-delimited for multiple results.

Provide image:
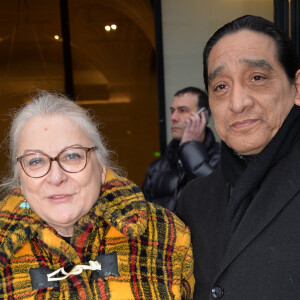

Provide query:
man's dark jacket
left=142, top=127, right=220, bottom=212
left=177, top=105, right=300, bottom=300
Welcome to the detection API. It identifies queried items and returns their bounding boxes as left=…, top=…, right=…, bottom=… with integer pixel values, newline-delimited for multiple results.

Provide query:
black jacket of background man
left=142, top=127, right=220, bottom=212
left=177, top=105, right=300, bottom=300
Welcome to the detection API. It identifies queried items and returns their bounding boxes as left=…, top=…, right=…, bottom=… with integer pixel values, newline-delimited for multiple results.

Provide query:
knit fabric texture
left=0, top=170, right=194, bottom=299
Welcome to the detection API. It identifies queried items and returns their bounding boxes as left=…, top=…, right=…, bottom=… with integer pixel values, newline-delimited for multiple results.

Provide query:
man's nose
left=229, top=82, right=254, bottom=113
left=171, top=110, right=179, bottom=121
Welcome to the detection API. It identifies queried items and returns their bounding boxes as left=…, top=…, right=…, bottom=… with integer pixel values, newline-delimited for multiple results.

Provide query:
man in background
left=142, top=86, right=220, bottom=212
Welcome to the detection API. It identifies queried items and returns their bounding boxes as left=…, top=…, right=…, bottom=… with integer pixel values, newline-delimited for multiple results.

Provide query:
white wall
left=161, top=0, right=274, bottom=142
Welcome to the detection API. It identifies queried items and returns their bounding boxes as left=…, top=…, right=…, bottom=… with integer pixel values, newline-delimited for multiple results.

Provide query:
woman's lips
left=48, top=194, right=72, bottom=202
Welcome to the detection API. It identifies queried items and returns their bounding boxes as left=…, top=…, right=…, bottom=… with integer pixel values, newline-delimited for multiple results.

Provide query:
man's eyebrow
left=207, top=66, right=225, bottom=86
left=240, top=58, right=273, bottom=70
left=207, top=59, right=273, bottom=87
left=170, top=105, right=189, bottom=111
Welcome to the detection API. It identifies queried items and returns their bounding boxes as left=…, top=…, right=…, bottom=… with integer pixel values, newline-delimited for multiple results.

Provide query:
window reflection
left=0, top=0, right=64, bottom=102
left=0, top=0, right=160, bottom=187
left=68, top=0, right=159, bottom=186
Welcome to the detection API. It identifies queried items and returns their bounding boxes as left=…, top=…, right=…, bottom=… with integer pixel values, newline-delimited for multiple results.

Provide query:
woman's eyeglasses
left=16, top=146, right=97, bottom=178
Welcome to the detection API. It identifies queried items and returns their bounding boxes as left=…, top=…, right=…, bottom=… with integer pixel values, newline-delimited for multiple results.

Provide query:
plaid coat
left=0, top=170, right=194, bottom=299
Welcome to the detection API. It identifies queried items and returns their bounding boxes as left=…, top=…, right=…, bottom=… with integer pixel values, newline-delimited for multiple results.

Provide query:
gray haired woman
left=0, top=91, right=194, bottom=299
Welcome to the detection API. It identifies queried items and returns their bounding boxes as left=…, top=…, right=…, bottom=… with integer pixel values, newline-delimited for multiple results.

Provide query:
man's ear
left=294, top=69, right=300, bottom=106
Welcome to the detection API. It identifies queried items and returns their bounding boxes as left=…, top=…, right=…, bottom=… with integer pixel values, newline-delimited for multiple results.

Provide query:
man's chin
left=171, top=134, right=182, bottom=141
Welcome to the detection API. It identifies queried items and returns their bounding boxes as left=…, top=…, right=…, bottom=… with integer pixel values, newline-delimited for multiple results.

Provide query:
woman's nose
left=46, top=161, right=68, bottom=185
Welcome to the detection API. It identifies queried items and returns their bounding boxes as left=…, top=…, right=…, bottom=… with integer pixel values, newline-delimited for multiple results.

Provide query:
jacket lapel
left=214, top=142, right=300, bottom=281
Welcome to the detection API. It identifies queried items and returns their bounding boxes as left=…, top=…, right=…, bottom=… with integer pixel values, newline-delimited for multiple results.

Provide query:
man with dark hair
left=142, top=86, right=220, bottom=212
left=177, top=15, right=300, bottom=299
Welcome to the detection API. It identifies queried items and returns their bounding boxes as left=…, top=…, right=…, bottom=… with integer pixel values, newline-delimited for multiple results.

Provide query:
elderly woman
left=0, top=92, right=194, bottom=299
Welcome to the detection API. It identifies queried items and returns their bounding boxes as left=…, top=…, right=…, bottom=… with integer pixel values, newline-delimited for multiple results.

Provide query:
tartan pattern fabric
left=0, top=170, right=194, bottom=299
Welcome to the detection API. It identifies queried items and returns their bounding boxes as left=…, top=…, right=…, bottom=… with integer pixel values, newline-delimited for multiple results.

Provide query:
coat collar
left=214, top=140, right=300, bottom=281
left=78, top=169, right=148, bottom=239
left=0, top=170, right=148, bottom=263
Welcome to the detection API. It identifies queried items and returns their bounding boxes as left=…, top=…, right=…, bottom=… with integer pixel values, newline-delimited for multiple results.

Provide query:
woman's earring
left=20, top=199, right=30, bottom=209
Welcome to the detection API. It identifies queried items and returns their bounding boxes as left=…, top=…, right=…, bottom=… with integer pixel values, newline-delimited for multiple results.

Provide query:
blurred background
left=0, top=0, right=294, bottom=187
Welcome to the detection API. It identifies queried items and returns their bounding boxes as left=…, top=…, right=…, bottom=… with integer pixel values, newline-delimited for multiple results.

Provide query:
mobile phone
left=197, top=107, right=210, bottom=124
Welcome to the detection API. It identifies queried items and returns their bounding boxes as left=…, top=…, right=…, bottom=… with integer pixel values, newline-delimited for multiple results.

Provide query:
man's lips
left=172, top=125, right=184, bottom=130
left=230, top=119, right=259, bottom=130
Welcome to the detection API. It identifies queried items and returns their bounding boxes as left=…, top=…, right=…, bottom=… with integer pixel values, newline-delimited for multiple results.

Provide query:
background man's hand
left=180, top=111, right=206, bottom=144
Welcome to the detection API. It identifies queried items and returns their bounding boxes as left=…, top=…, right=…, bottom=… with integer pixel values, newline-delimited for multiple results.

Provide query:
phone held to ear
left=197, top=107, right=210, bottom=124
left=183, top=107, right=210, bottom=128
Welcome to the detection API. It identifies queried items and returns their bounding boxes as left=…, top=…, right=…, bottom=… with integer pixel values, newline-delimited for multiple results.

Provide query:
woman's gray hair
left=1, top=90, right=118, bottom=192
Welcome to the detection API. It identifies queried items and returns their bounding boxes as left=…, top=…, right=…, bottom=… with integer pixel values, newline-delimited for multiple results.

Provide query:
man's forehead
left=173, top=93, right=198, bottom=103
left=208, top=30, right=277, bottom=69
left=172, top=97, right=198, bottom=111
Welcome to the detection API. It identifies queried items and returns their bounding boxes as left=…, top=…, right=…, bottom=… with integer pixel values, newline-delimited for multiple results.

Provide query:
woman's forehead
left=17, top=115, right=92, bottom=154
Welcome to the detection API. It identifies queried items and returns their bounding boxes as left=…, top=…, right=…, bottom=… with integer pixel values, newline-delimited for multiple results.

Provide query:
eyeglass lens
left=20, top=147, right=88, bottom=178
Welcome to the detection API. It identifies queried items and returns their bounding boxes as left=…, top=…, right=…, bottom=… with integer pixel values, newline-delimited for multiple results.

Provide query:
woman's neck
left=54, top=226, right=74, bottom=237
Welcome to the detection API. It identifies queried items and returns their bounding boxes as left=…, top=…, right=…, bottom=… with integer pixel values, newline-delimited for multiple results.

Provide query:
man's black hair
left=174, top=86, right=209, bottom=112
left=203, top=15, right=300, bottom=90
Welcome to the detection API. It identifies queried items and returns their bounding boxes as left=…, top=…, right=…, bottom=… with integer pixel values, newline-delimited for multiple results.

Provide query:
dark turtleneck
left=221, top=105, right=300, bottom=236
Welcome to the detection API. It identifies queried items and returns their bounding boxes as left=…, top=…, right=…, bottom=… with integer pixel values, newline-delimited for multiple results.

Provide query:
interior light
left=111, top=24, right=117, bottom=30
left=105, top=25, right=111, bottom=31
left=54, top=35, right=60, bottom=40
